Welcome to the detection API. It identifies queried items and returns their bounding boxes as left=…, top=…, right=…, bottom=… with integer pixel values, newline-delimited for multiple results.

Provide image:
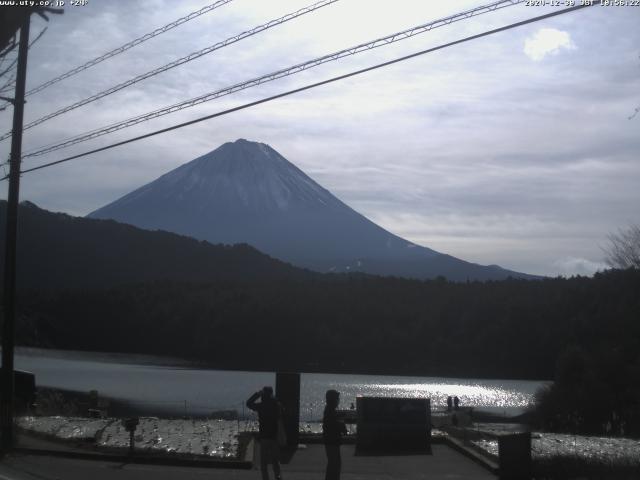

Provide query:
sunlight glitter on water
left=376, top=383, right=533, bottom=408
left=300, top=376, right=542, bottom=420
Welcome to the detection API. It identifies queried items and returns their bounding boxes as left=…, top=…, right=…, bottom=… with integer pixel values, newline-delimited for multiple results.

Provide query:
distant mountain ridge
left=89, top=139, right=536, bottom=281
left=0, top=200, right=305, bottom=290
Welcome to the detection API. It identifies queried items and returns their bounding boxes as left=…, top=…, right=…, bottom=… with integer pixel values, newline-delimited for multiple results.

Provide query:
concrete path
left=0, top=444, right=496, bottom=480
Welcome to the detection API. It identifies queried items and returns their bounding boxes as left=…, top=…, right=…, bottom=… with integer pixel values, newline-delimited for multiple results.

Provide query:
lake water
left=15, top=347, right=547, bottom=420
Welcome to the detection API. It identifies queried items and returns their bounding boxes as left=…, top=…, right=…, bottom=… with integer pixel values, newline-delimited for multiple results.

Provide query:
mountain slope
left=89, top=139, right=534, bottom=281
left=0, top=201, right=306, bottom=290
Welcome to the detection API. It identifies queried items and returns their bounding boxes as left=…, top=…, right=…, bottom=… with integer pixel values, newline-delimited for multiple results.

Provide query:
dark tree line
left=16, top=269, right=639, bottom=379
left=533, top=343, right=640, bottom=437
left=2, top=202, right=640, bottom=435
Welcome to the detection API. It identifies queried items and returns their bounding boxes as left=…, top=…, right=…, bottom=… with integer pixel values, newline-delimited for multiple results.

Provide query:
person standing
left=247, top=386, right=283, bottom=480
left=323, top=389, right=347, bottom=480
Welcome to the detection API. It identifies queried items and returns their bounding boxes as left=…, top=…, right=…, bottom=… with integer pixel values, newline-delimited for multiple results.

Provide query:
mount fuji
left=89, top=139, right=533, bottom=281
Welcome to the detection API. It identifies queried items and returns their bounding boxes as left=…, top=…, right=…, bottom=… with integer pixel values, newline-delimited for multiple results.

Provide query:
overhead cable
left=22, top=0, right=524, bottom=158
left=6, top=3, right=595, bottom=181
left=25, top=0, right=234, bottom=97
left=0, top=0, right=339, bottom=142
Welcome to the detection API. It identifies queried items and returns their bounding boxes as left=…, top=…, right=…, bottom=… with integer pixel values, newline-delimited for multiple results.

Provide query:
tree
left=604, top=225, right=640, bottom=270
left=0, top=7, right=61, bottom=111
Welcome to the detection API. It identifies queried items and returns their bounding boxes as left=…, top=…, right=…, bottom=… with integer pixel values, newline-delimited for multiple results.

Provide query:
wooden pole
left=1, top=12, right=30, bottom=453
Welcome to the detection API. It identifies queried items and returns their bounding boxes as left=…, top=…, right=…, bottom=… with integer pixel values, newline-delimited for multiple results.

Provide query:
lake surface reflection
left=302, top=374, right=542, bottom=419
left=15, top=348, right=547, bottom=420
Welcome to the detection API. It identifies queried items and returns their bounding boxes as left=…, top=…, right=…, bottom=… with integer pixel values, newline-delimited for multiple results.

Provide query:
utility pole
left=1, top=12, right=31, bottom=453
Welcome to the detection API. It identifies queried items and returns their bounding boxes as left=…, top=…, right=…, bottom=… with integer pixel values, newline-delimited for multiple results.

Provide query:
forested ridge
left=5, top=201, right=639, bottom=434
left=0, top=201, right=306, bottom=290
left=4, top=201, right=639, bottom=382
left=16, top=269, right=640, bottom=382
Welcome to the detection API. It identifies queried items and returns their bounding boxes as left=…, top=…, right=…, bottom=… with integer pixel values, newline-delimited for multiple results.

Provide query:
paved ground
left=0, top=443, right=496, bottom=480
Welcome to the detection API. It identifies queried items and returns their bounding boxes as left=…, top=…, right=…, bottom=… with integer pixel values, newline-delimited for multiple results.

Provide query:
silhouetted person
left=447, top=396, right=453, bottom=412
left=454, top=396, right=460, bottom=411
left=247, top=386, right=283, bottom=480
left=323, top=389, right=347, bottom=480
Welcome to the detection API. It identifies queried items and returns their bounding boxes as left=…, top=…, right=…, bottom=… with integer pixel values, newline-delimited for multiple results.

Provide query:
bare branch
left=0, top=57, right=18, bottom=79
left=35, top=7, right=64, bottom=21
left=0, top=38, right=17, bottom=58
left=603, top=225, right=640, bottom=269
left=0, top=73, right=16, bottom=93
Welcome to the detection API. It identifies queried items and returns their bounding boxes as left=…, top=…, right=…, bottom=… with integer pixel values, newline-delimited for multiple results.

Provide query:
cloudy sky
left=0, top=0, right=638, bottom=277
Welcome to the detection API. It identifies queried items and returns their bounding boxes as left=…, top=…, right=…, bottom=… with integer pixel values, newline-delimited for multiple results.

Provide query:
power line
left=5, top=3, right=595, bottom=181
left=0, top=0, right=339, bottom=142
left=21, top=0, right=525, bottom=159
left=25, top=0, right=234, bottom=97
left=0, top=1, right=232, bottom=112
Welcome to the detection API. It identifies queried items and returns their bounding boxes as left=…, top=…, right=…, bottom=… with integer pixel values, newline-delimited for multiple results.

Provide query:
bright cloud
left=553, top=257, right=607, bottom=277
left=524, top=28, right=576, bottom=61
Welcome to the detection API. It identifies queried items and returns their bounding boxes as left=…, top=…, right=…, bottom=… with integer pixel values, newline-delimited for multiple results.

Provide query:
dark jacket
left=247, top=393, right=282, bottom=439
left=322, top=406, right=347, bottom=445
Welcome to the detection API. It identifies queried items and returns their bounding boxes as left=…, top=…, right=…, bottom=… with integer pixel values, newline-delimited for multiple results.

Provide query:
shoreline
left=15, top=346, right=553, bottom=382
left=37, top=387, right=535, bottom=424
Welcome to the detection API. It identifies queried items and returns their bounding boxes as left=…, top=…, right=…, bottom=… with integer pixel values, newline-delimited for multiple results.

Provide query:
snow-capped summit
left=156, top=139, right=336, bottom=212
left=89, top=139, right=532, bottom=280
